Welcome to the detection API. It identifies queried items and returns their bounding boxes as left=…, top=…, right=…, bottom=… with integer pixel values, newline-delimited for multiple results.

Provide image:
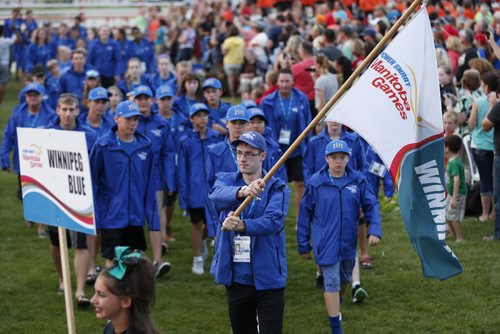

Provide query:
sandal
left=86, top=273, right=97, bottom=285
left=77, top=295, right=91, bottom=308
left=360, top=261, right=374, bottom=270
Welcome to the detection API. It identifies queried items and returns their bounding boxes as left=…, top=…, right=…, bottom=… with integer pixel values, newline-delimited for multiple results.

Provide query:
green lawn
left=1, top=81, right=500, bottom=333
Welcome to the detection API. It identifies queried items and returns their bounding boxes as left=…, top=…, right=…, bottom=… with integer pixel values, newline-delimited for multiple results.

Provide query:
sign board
left=17, top=128, right=96, bottom=235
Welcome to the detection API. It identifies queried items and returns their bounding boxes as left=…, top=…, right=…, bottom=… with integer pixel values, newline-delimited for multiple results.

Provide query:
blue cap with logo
left=189, top=103, right=209, bottom=116
left=24, top=82, right=45, bottom=95
left=226, top=105, right=250, bottom=122
left=248, top=107, right=266, bottom=121
left=325, top=139, right=351, bottom=156
left=156, top=85, right=174, bottom=99
left=202, top=78, right=222, bottom=90
left=241, top=100, right=258, bottom=109
left=231, top=131, right=267, bottom=152
left=88, top=87, right=111, bottom=101
left=133, top=85, right=153, bottom=98
left=86, top=69, right=100, bottom=78
left=115, top=101, right=142, bottom=119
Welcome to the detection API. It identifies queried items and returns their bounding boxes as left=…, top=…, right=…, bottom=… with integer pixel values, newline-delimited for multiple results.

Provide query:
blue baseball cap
left=248, top=107, right=266, bottom=121
left=241, top=100, right=258, bottom=109
left=133, top=85, right=153, bottom=98
left=115, top=101, right=142, bottom=119
left=24, top=82, right=45, bottom=95
left=202, top=78, right=222, bottom=90
left=189, top=103, right=209, bottom=116
left=226, top=105, right=250, bottom=122
left=155, top=85, right=174, bottom=99
left=325, top=139, right=351, bottom=156
left=86, top=69, right=100, bottom=78
left=88, top=87, right=111, bottom=101
left=232, top=131, right=267, bottom=152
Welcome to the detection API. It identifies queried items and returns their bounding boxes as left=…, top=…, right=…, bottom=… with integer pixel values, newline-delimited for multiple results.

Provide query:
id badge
left=233, top=236, right=251, bottom=263
left=369, top=161, right=387, bottom=177
left=278, top=129, right=291, bottom=145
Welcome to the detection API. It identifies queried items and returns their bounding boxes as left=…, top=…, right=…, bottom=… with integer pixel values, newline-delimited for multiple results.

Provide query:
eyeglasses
left=236, top=150, right=260, bottom=159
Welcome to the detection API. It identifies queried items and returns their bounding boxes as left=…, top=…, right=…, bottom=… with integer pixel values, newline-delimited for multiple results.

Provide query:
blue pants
left=472, top=148, right=494, bottom=195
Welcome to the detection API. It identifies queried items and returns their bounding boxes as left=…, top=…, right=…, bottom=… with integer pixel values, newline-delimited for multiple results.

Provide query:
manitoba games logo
left=22, top=144, right=43, bottom=168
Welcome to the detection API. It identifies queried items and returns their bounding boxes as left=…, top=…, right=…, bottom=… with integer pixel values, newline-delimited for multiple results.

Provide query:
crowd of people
left=1, top=0, right=500, bottom=333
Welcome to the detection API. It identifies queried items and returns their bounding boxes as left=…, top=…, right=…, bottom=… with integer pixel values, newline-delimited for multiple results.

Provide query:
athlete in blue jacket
left=202, top=78, right=231, bottom=134
left=147, top=54, right=177, bottom=91
left=206, top=105, right=250, bottom=238
left=90, top=101, right=169, bottom=278
left=209, top=131, right=290, bottom=334
left=365, top=144, right=394, bottom=198
left=60, top=49, right=96, bottom=102
left=127, top=27, right=156, bottom=74
left=86, top=26, right=121, bottom=87
left=78, top=87, right=114, bottom=141
left=178, top=103, right=223, bottom=275
left=303, top=121, right=367, bottom=185
left=297, top=140, right=381, bottom=334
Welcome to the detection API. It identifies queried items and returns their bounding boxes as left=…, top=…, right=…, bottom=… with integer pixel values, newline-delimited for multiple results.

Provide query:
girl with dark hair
left=334, top=56, right=353, bottom=85
left=91, top=247, right=159, bottom=334
left=172, top=72, right=201, bottom=118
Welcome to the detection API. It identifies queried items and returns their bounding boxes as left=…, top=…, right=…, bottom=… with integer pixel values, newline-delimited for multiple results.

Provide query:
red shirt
left=291, top=58, right=315, bottom=100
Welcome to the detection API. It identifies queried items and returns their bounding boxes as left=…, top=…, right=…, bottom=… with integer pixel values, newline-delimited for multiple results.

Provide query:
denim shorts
left=321, top=259, right=356, bottom=293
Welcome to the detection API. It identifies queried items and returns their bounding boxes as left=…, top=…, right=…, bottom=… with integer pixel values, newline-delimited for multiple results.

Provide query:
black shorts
left=48, top=226, right=87, bottom=249
left=189, top=208, right=206, bottom=224
left=100, top=226, right=147, bottom=260
left=285, top=155, right=304, bottom=182
left=163, top=190, right=178, bottom=207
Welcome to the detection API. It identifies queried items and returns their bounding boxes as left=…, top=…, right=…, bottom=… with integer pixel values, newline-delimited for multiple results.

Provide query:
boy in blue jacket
left=90, top=101, right=168, bottom=278
left=297, top=140, right=382, bottom=334
left=209, top=131, right=290, bottom=334
left=202, top=78, right=231, bottom=135
left=178, top=102, right=223, bottom=275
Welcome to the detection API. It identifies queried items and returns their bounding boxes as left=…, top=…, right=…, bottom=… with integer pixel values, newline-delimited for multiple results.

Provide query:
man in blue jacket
left=87, top=25, right=121, bottom=88
left=60, top=48, right=95, bottom=102
left=259, top=68, right=311, bottom=222
left=90, top=100, right=170, bottom=278
left=209, top=131, right=290, bottom=334
left=297, top=140, right=381, bottom=334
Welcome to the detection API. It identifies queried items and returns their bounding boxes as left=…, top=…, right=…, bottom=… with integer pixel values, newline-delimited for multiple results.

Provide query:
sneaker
left=352, top=285, right=368, bottom=304
left=339, top=313, right=342, bottom=322
left=192, top=256, right=204, bottom=275
left=315, top=272, right=324, bottom=289
left=161, top=242, right=169, bottom=255
left=201, top=240, right=208, bottom=261
left=154, top=261, right=171, bottom=278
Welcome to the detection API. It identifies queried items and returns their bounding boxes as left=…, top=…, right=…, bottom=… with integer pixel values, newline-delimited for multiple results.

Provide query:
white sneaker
left=201, top=240, right=208, bottom=261
left=192, top=256, right=204, bottom=275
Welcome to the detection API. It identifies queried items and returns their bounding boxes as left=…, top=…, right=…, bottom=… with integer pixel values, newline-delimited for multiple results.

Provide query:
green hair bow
left=108, top=246, right=142, bottom=280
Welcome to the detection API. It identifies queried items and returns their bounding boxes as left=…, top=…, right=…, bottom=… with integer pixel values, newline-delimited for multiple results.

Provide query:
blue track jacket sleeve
left=145, top=148, right=160, bottom=231
left=383, top=172, right=395, bottom=198
left=360, top=180, right=382, bottom=238
left=177, top=140, right=189, bottom=210
left=0, top=115, right=17, bottom=170
left=302, top=142, right=315, bottom=185
left=297, top=184, right=314, bottom=254
left=161, top=128, right=176, bottom=192
left=89, top=143, right=105, bottom=229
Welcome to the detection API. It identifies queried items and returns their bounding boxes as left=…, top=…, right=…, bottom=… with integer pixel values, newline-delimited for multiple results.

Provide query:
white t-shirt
left=249, top=32, right=268, bottom=63
left=0, top=36, right=16, bottom=66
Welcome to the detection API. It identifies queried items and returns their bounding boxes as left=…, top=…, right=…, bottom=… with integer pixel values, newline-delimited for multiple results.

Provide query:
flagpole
left=227, top=0, right=425, bottom=220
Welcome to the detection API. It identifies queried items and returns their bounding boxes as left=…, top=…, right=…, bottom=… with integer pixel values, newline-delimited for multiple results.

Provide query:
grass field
left=1, top=81, right=500, bottom=333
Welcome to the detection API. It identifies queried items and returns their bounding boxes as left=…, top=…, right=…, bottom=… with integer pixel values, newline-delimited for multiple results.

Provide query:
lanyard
left=241, top=198, right=256, bottom=220
left=278, top=92, right=294, bottom=125
left=116, top=133, right=136, bottom=146
left=166, top=114, right=176, bottom=133
left=28, top=111, right=40, bottom=128
left=227, top=139, right=238, bottom=167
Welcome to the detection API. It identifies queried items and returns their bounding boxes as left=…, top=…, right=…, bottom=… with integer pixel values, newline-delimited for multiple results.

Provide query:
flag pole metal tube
left=231, top=0, right=424, bottom=218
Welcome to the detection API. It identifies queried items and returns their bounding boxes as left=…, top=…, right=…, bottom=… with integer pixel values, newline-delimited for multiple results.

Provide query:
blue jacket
left=77, top=112, right=115, bottom=141
left=365, top=145, right=394, bottom=198
left=60, top=64, right=96, bottom=101
left=87, top=39, right=121, bottom=78
left=297, top=165, right=382, bottom=265
left=209, top=171, right=290, bottom=290
left=53, top=36, right=76, bottom=50
left=126, top=39, right=156, bottom=74
left=259, top=88, right=311, bottom=158
left=24, top=43, right=56, bottom=73
left=116, top=76, right=150, bottom=97
left=45, top=75, right=62, bottom=109
left=1, top=102, right=56, bottom=172
left=303, top=128, right=367, bottom=185
left=206, top=101, right=232, bottom=129
left=136, top=111, right=176, bottom=192
left=178, top=128, right=223, bottom=211
left=116, top=40, right=129, bottom=78
left=90, top=127, right=159, bottom=231
left=172, top=94, right=199, bottom=119
left=147, top=72, right=177, bottom=91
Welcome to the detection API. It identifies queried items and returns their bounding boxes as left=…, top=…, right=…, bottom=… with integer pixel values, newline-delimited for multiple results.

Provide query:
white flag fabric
left=326, top=8, right=463, bottom=280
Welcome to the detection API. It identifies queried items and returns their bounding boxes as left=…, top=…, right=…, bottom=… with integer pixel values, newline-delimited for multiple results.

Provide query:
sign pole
left=227, top=0, right=424, bottom=219
left=58, top=227, right=76, bottom=334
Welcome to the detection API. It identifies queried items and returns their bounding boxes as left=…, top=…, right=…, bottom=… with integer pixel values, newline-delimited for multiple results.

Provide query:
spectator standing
left=222, top=25, right=245, bottom=98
